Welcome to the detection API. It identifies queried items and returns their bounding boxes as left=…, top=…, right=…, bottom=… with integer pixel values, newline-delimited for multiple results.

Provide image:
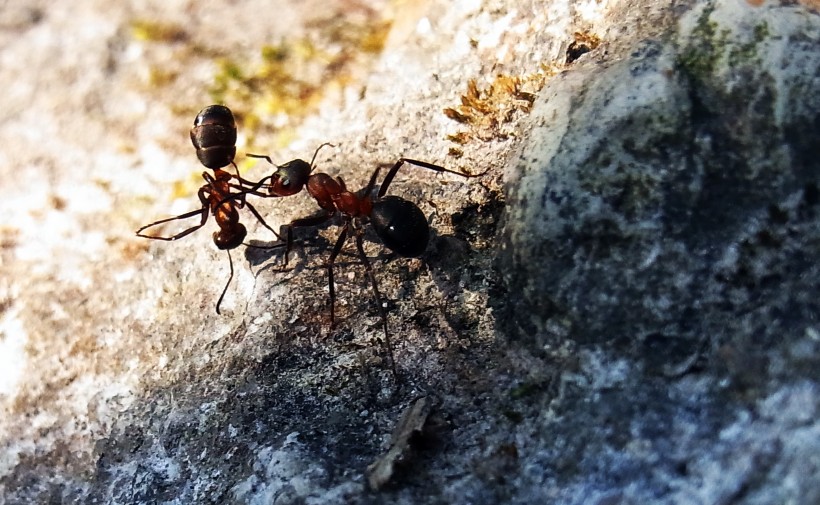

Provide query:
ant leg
left=362, top=164, right=385, bottom=196
left=215, top=249, right=234, bottom=315
left=241, top=155, right=286, bottom=196
left=136, top=206, right=209, bottom=240
left=243, top=201, right=283, bottom=240
left=285, top=225, right=293, bottom=265
left=137, top=186, right=212, bottom=240
left=215, top=175, right=276, bottom=212
left=376, top=158, right=490, bottom=198
left=229, top=181, right=272, bottom=198
left=241, top=212, right=334, bottom=266
left=228, top=161, right=247, bottom=186
left=326, top=223, right=349, bottom=328
left=226, top=159, right=270, bottom=189
left=214, top=158, right=274, bottom=197
left=353, top=228, right=397, bottom=376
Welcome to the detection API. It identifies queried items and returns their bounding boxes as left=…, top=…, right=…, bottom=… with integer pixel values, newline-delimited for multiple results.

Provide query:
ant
left=136, top=105, right=281, bottom=314
left=242, top=146, right=486, bottom=372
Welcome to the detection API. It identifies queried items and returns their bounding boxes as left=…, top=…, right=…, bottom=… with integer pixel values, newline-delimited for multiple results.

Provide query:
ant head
left=370, top=196, right=430, bottom=257
left=213, top=223, right=247, bottom=250
left=191, top=105, right=237, bottom=169
left=269, top=159, right=311, bottom=197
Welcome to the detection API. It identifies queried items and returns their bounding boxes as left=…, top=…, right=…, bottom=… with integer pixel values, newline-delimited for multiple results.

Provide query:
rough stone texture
left=499, top=0, right=820, bottom=503
left=1, top=0, right=818, bottom=504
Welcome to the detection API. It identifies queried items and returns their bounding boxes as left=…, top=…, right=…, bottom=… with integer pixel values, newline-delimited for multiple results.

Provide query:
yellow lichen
left=444, top=66, right=558, bottom=146
left=130, top=20, right=188, bottom=43
left=131, top=11, right=392, bottom=196
left=209, top=14, right=392, bottom=149
left=566, top=31, right=602, bottom=64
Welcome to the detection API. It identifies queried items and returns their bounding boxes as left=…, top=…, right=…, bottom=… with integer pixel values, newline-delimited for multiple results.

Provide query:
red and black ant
left=136, top=105, right=281, bottom=314
left=241, top=146, right=486, bottom=371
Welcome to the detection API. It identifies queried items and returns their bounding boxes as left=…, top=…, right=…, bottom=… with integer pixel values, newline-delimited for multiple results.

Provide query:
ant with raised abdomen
left=242, top=145, right=487, bottom=372
left=136, top=105, right=281, bottom=314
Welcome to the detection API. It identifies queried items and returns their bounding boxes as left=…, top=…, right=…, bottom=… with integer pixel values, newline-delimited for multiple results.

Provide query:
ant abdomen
left=213, top=223, right=247, bottom=250
left=371, top=195, right=429, bottom=257
left=191, top=105, right=237, bottom=169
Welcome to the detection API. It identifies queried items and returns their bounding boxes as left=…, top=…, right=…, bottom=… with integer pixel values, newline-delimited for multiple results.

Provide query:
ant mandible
left=243, top=146, right=486, bottom=371
left=136, top=105, right=281, bottom=314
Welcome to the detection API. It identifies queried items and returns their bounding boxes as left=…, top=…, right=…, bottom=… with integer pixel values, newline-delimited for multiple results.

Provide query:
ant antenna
left=308, top=142, right=336, bottom=173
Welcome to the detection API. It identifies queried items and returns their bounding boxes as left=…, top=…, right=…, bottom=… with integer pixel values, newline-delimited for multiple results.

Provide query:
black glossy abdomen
left=371, top=196, right=429, bottom=257
left=190, top=105, right=237, bottom=169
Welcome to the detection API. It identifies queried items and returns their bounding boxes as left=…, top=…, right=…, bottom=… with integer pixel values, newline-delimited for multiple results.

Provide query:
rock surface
left=1, top=0, right=818, bottom=504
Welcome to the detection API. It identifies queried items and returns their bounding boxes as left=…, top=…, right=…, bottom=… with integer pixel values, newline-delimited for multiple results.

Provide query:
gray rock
left=498, top=1, right=820, bottom=503
left=2, top=0, right=819, bottom=504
